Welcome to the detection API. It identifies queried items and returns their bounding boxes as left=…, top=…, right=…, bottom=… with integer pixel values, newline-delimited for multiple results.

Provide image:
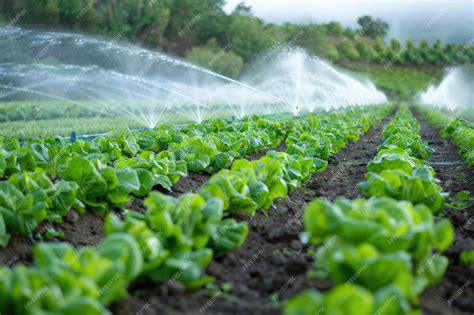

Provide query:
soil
left=0, top=143, right=286, bottom=266
left=109, top=116, right=392, bottom=315
left=2, top=110, right=472, bottom=315
left=246, top=142, right=288, bottom=161
left=0, top=210, right=105, bottom=266
left=413, top=109, right=474, bottom=315
left=158, top=142, right=288, bottom=199
left=167, top=172, right=212, bottom=197
left=0, top=233, right=34, bottom=266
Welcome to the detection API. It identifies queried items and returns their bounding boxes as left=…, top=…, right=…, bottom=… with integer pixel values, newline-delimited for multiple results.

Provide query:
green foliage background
left=1, top=0, right=473, bottom=79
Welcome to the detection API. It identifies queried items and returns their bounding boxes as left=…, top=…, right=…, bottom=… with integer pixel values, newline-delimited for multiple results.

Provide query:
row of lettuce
left=285, top=105, right=455, bottom=315
left=415, top=104, right=474, bottom=167
left=0, top=106, right=393, bottom=314
left=0, top=115, right=291, bottom=246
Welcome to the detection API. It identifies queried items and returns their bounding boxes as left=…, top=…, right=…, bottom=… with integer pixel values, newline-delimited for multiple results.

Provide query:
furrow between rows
left=109, top=114, right=393, bottom=315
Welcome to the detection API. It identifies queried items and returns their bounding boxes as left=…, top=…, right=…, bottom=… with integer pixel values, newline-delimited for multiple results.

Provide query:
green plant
left=358, top=105, right=446, bottom=213
left=0, top=105, right=393, bottom=315
left=285, top=284, right=420, bottom=315
left=460, top=250, right=474, bottom=267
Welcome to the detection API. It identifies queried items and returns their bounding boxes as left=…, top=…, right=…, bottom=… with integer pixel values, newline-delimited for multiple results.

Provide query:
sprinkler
left=70, top=131, right=77, bottom=143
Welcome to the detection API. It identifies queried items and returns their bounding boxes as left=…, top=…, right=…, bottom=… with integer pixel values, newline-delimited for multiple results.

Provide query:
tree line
left=1, top=0, right=473, bottom=77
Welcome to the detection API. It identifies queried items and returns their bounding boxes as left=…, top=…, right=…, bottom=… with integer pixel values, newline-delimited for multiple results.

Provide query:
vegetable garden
left=0, top=102, right=472, bottom=315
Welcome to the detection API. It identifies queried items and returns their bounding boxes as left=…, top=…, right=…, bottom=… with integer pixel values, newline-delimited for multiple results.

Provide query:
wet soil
left=0, top=144, right=286, bottom=266
left=109, top=117, right=391, bottom=315
left=167, top=173, right=212, bottom=197
left=413, top=109, right=474, bottom=315
left=4, top=110, right=471, bottom=315
left=0, top=210, right=105, bottom=265
left=167, top=142, right=288, bottom=198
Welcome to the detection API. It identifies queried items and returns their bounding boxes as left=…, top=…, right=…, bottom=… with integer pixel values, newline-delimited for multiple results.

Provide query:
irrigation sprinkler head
left=1, top=28, right=387, bottom=128
left=70, top=131, right=77, bottom=143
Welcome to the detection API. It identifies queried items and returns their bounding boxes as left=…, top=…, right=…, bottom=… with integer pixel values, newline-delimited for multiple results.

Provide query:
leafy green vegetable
left=285, top=284, right=420, bottom=315
left=291, top=105, right=455, bottom=314
left=0, top=105, right=395, bottom=315
left=460, top=250, right=474, bottom=267
left=304, top=198, right=453, bottom=262
left=416, top=105, right=474, bottom=168
left=359, top=106, right=446, bottom=214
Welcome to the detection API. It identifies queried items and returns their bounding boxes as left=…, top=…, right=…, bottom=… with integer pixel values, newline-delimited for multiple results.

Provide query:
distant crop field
left=1, top=8, right=473, bottom=313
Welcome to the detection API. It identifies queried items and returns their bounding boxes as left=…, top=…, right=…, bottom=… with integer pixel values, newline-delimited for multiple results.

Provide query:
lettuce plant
left=285, top=284, right=420, bottom=315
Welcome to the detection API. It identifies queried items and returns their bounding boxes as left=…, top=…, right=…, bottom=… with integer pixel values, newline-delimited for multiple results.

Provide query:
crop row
left=0, top=106, right=392, bottom=246
left=0, top=114, right=289, bottom=245
left=415, top=104, right=474, bottom=167
left=285, top=105, right=454, bottom=315
left=0, top=105, right=393, bottom=314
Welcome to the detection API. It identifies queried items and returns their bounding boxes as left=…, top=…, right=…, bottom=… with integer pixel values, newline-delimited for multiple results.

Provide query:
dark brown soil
left=247, top=142, right=287, bottom=161
left=305, top=123, right=387, bottom=200
left=0, top=210, right=105, bottom=265
left=5, top=110, right=471, bottom=315
left=109, top=117, right=391, bottom=315
left=0, top=234, right=33, bottom=266
left=167, top=142, right=287, bottom=198
left=167, top=173, right=212, bottom=197
left=58, top=210, right=105, bottom=247
left=413, top=109, right=474, bottom=315
left=0, top=145, right=285, bottom=266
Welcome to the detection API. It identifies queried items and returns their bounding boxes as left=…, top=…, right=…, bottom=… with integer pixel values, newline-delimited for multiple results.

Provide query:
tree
left=227, top=13, right=273, bottom=62
left=343, top=27, right=355, bottom=38
left=403, top=39, right=423, bottom=65
left=164, top=0, right=224, bottom=40
left=372, top=37, right=388, bottom=64
left=162, top=0, right=225, bottom=53
left=100, top=0, right=170, bottom=47
left=58, top=0, right=99, bottom=31
left=355, top=39, right=378, bottom=61
left=26, top=0, right=60, bottom=24
left=0, top=0, right=24, bottom=17
left=418, top=38, right=433, bottom=63
left=444, top=43, right=468, bottom=64
left=390, top=39, right=402, bottom=52
left=233, top=2, right=252, bottom=17
left=356, top=15, right=389, bottom=38
left=58, top=0, right=83, bottom=24
left=326, top=22, right=343, bottom=36
left=294, top=25, right=336, bottom=60
left=384, top=38, right=405, bottom=65
left=186, top=39, right=244, bottom=78
left=338, top=40, right=360, bottom=61
left=431, top=39, right=448, bottom=65
left=193, top=10, right=229, bottom=46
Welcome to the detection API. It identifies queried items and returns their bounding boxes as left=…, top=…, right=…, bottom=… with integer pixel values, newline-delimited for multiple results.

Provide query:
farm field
left=1, top=1, right=474, bottom=315
left=0, top=101, right=473, bottom=315
left=0, top=101, right=253, bottom=140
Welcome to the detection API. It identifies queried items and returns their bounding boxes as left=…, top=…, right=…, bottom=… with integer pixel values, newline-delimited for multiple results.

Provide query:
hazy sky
left=224, top=0, right=474, bottom=44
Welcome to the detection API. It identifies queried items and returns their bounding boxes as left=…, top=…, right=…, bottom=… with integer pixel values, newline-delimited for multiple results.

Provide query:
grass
left=0, top=101, right=107, bottom=123
left=0, top=116, right=145, bottom=140
left=0, top=100, right=298, bottom=139
left=345, top=65, right=444, bottom=101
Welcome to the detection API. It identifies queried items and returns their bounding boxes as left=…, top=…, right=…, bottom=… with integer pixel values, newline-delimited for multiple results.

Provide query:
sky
left=224, top=0, right=474, bottom=44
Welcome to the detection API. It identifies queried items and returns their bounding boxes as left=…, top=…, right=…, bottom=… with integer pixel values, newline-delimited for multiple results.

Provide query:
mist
left=225, top=0, right=474, bottom=44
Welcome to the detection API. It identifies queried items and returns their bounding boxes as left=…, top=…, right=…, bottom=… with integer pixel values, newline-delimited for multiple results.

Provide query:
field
left=345, top=65, right=445, bottom=100
left=0, top=100, right=473, bottom=315
left=0, top=101, right=244, bottom=140
left=1, top=3, right=474, bottom=314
